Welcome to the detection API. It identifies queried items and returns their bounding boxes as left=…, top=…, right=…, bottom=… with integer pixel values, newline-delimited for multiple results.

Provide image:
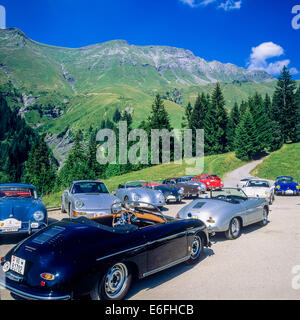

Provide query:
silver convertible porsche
left=113, top=181, right=166, bottom=208
left=61, top=181, right=120, bottom=219
left=176, top=188, right=269, bottom=240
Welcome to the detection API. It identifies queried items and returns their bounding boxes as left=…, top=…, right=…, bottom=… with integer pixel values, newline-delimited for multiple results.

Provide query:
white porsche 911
left=241, top=179, right=275, bottom=205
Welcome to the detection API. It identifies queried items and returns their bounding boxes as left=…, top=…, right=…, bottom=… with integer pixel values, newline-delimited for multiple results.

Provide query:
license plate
left=286, top=190, right=293, bottom=194
left=0, top=219, right=22, bottom=232
left=10, top=256, right=26, bottom=275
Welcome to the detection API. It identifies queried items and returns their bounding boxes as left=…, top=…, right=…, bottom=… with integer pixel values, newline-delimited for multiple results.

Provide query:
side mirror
left=111, top=190, right=116, bottom=196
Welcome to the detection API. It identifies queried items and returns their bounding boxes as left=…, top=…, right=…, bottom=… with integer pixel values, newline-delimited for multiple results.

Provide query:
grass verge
left=251, top=143, right=300, bottom=182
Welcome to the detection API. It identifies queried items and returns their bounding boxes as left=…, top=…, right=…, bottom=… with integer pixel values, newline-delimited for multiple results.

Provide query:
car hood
left=243, top=187, right=270, bottom=197
left=73, top=193, right=119, bottom=210
left=0, top=198, right=43, bottom=220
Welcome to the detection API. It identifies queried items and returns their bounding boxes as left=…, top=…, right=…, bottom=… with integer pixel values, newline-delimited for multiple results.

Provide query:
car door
left=240, top=198, right=262, bottom=224
left=142, top=221, right=188, bottom=276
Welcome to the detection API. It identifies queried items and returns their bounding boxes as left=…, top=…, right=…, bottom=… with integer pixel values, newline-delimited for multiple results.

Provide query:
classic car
left=241, top=179, right=275, bottom=205
left=61, top=180, right=120, bottom=219
left=142, top=180, right=164, bottom=187
left=179, top=176, right=207, bottom=193
left=176, top=188, right=269, bottom=240
left=0, top=201, right=211, bottom=300
left=0, top=183, right=47, bottom=235
left=274, top=176, right=300, bottom=196
left=192, top=174, right=224, bottom=190
left=113, top=181, right=166, bottom=208
left=162, top=178, right=201, bottom=198
left=237, top=177, right=254, bottom=188
left=144, top=183, right=182, bottom=203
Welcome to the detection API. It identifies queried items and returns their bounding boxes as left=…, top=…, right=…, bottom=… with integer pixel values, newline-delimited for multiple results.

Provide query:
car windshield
left=211, top=188, right=248, bottom=202
left=0, top=187, right=37, bottom=199
left=126, top=181, right=147, bottom=188
left=72, top=182, right=109, bottom=194
left=148, top=180, right=164, bottom=185
left=247, top=180, right=269, bottom=188
left=277, top=177, right=294, bottom=183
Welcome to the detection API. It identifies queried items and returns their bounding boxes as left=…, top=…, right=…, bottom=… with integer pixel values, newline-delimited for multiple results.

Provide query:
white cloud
left=179, top=0, right=216, bottom=8
left=180, top=0, right=243, bottom=10
left=247, top=42, right=299, bottom=76
left=218, top=0, right=242, bottom=11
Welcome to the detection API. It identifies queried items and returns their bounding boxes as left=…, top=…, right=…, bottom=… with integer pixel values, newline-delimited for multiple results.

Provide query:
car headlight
left=133, top=194, right=140, bottom=201
left=75, top=200, right=84, bottom=209
left=33, top=211, right=44, bottom=221
left=297, top=186, right=300, bottom=190
left=276, top=185, right=280, bottom=190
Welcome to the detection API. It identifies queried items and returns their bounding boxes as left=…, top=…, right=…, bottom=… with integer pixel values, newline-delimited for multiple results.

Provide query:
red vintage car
left=192, top=174, right=224, bottom=190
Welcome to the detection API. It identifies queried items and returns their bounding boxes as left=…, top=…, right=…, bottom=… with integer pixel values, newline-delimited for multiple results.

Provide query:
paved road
left=1, top=160, right=300, bottom=300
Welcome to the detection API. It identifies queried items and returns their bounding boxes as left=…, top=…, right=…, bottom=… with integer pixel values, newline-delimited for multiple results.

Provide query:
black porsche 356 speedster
left=0, top=201, right=210, bottom=300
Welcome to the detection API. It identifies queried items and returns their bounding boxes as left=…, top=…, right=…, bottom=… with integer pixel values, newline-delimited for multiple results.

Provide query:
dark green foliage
left=226, top=102, right=240, bottom=151
left=250, top=92, right=273, bottom=154
left=203, top=83, right=228, bottom=154
left=234, top=108, right=257, bottom=161
left=295, top=87, right=300, bottom=142
left=271, top=66, right=298, bottom=143
left=0, top=96, right=39, bottom=183
left=22, top=136, right=57, bottom=194
left=147, top=94, right=173, bottom=131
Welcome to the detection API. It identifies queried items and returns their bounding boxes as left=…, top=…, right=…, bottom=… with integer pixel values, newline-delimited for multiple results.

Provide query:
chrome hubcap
left=104, top=263, right=128, bottom=299
left=231, top=218, right=240, bottom=236
left=262, top=210, right=268, bottom=224
left=191, top=236, right=201, bottom=259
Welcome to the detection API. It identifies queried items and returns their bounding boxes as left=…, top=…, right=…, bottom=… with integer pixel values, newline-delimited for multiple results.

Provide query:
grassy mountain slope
left=251, top=143, right=300, bottom=182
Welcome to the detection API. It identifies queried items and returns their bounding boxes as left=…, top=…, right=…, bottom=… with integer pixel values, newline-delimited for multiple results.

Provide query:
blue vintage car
left=274, top=176, right=300, bottom=196
left=0, top=183, right=48, bottom=235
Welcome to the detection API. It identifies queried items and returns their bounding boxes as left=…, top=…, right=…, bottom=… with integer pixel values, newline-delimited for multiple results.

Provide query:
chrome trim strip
left=142, top=255, right=190, bottom=277
left=147, top=231, right=186, bottom=245
left=0, top=279, right=71, bottom=300
left=96, top=243, right=147, bottom=261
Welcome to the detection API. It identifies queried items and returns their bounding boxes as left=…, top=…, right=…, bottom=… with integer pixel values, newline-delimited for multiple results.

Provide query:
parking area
left=1, top=192, right=300, bottom=300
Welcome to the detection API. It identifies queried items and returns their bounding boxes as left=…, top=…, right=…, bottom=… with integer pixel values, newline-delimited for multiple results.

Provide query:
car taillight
left=40, top=273, right=56, bottom=281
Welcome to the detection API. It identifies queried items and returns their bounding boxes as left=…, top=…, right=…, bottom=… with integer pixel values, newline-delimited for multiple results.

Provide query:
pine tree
left=203, top=83, right=228, bottom=154
left=148, top=94, right=172, bottom=131
left=250, top=92, right=273, bottom=155
left=181, top=102, right=193, bottom=129
left=227, top=102, right=240, bottom=151
left=23, top=137, right=56, bottom=194
left=272, top=66, right=297, bottom=142
left=295, top=86, right=300, bottom=142
left=234, top=108, right=257, bottom=161
left=56, top=132, right=90, bottom=188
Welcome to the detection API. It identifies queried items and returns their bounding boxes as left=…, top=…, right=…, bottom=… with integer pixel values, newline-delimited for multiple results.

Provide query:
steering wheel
left=112, top=208, right=138, bottom=227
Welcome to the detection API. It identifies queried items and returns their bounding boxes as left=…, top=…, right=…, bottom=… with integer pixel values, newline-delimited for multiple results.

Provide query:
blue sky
left=1, top=0, right=299, bottom=78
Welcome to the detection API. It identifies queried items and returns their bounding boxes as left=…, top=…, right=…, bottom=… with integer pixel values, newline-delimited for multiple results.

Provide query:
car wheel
left=186, top=234, right=203, bottom=265
left=91, top=263, right=132, bottom=300
left=259, top=208, right=269, bottom=226
left=225, top=217, right=241, bottom=240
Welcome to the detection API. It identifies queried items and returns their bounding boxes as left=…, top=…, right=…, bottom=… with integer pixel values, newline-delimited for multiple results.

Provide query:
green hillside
left=251, top=143, right=300, bottom=182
